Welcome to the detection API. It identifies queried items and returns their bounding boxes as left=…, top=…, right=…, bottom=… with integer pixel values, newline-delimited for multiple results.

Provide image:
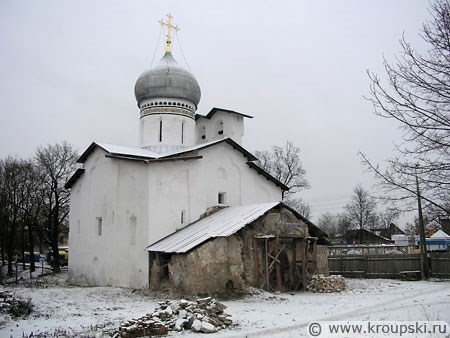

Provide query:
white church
left=66, top=15, right=288, bottom=289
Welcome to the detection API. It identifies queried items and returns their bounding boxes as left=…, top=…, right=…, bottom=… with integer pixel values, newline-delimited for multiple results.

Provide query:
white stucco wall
left=68, top=148, right=150, bottom=288
left=145, top=142, right=282, bottom=246
left=139, top=114, right=196, bottom=150
left=68, top=141, right=282, bottom=289
left=196, top=112, right=245, bottom=145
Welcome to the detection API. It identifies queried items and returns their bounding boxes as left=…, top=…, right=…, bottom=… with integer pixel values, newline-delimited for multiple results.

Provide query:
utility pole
left=415, top=165, right=430, bottom=279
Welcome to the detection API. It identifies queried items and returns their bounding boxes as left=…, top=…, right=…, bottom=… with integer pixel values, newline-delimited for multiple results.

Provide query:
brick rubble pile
left=306, top=275, right=346, bottom=293
left=118, top=297, right=233, bottom=337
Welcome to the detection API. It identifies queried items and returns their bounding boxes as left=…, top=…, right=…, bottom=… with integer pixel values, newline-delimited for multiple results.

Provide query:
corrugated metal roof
left=146, top=202, right=280, bottom=254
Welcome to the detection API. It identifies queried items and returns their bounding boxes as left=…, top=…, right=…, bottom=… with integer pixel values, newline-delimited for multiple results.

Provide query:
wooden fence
left=329, top=252, right=450, bottom=279
left=430, top=252, right=450, bottom=279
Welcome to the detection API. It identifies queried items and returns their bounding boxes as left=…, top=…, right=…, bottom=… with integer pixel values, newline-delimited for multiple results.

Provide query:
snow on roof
left=97, top=143, right=161, bottom=158
left=158, top=139, right=231, bottom=158
left=159, top=138, right=258, bottom=162
left=70, top=139, right=285, bottom=190
left=78, top=138, right=257, bottom=163
left=430, top=229, right=450, bottom=239
left=78, top=142, right=160, bottom=163
left=146, top=202, right=280, bottom=254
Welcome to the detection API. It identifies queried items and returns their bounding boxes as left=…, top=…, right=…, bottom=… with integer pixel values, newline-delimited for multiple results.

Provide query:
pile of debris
left=118, top=297, right=233, bottom=337
left=0, top=289, right=33, bottom=318
left=306, top=275, right=346, bottom=293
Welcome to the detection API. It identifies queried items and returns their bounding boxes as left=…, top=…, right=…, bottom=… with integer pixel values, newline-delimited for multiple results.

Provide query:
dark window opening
left=218, top=192, right=226, bottom=205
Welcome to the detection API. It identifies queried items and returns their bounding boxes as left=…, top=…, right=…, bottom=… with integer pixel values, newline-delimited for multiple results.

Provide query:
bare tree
left=255, top=141, right=310, bottom=200
left=377, top=207, right=401, bottom=229
left=317, top=212, right=352, bottom=239
left=35, top=142, right=78, bottom=272
left=317, top=212, right=339, bottom=239
left=16, top=161, right=43, bottom=273
left=363, top=0, right=450, bottom=217
left=0, top=157, right=34, bottom=276
left=283, top=197, right=311, bottom=219
left=345, top=185, right=377, bottom=240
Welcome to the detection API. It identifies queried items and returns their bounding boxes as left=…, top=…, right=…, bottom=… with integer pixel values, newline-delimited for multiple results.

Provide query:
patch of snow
left=1, top=273, right=450, bottom=337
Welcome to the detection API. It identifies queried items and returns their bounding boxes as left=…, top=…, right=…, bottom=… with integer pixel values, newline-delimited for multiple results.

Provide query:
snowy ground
left=1, top=271, right=450, bottom=338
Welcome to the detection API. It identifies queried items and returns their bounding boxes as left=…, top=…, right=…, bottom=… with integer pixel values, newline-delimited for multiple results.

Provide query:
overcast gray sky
left=0, top=1, right=430, bottom=223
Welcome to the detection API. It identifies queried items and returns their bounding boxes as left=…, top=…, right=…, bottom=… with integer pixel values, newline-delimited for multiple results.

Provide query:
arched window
left=159, top=119, right=163, bottom=142
left=217, top=167, right=227, bottom=180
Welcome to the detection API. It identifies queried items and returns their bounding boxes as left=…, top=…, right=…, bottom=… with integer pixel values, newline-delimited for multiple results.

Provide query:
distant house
left=344, top=229, right=391, bottom=245
left=344, top=224, right=405, bottom=245
left=371, top=223, right=405, bottom=239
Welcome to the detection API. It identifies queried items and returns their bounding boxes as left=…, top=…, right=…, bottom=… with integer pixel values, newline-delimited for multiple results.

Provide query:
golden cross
left=159, top=13, right=180, bottom=53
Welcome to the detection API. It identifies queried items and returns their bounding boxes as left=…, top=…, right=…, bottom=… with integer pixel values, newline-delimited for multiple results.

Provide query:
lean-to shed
left=146, top=202, right=329, bottom=295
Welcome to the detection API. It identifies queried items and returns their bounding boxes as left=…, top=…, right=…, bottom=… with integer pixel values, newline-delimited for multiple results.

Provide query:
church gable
left=195, top=107, right=252, bottom=145
left=161, top=138, right=288, bottom=192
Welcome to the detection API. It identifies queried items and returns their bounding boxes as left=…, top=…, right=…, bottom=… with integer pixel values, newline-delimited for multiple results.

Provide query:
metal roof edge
left=77, top=142, right=101, bottom=163
left=246, top=161, right=290, bottom=191
left=195, top=107, right=253, bottom=120
left=64, top=168, right=85, bottom=189
left=160, top=138, right=258, bottom=162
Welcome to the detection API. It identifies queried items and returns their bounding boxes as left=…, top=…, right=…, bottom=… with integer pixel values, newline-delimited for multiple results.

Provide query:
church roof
left=76, top=138, right=255, bottom=164
left=66, top=138, right=288, bottom=190
left=77, top=142, right=160, bottom=163
left=195, top=107, right=253, bottom=120
left=161, top=138, right=257, bottom=161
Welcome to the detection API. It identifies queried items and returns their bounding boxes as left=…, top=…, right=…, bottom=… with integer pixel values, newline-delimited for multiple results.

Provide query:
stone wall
left=316, top=245, right=329, bottom=275
left=169, top=238, right=229, bottom=295
left=149, top=205, right=323, bottom=295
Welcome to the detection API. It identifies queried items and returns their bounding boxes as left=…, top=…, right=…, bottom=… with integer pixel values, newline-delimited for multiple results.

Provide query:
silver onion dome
left=134, top=52, right=201, bottom=107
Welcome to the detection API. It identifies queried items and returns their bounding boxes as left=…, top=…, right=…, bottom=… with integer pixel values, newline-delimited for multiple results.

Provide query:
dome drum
left=139, top=97, right=196, bottom=115
left=140, top=106, right=195, bottom=120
